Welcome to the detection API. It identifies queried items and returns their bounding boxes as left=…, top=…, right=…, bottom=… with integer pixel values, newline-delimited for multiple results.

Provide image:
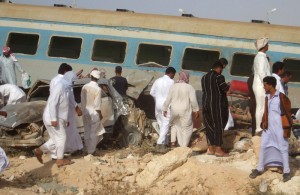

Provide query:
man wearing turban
left=0, top=46, right=26, bottom=85
left=252, top=37, right=271, bottom=134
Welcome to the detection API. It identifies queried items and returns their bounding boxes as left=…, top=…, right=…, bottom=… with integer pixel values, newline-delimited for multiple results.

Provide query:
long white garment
left=253, top=52, right=271, bottom=132
left=50, top=74, right=63, bottom=93
left=0, top=54, right=24, bottom=85
left=0, top=84, right=26, bottom=105
left=81, top=81, right=105, bottom=154
left=150, top=75, right=174, bottom=144
left=224, top=110, right=234, bottom=131
left=0, top=147, right=9, bottom=174
left=257, top=91, right=290, bottom=173
left=63, top=72, right=83, bottom=152
left=40, top=81, right=69, bottom=159
left=296, top=109, right=300, bottom=122
left=272, top=73, right=285, bottom=94
left=163, top=83, right=199, bottom=147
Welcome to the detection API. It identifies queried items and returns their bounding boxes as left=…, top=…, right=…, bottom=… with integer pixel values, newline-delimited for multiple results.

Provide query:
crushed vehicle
left=0, top=72, right=157, bottom=148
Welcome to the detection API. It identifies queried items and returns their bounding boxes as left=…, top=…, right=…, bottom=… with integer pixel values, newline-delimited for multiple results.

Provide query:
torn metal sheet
left=126, top=70, right=154, bottom=99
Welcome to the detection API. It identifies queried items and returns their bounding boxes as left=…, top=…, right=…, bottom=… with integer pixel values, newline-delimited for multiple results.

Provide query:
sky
left=11, top=0, right=300, bottom=27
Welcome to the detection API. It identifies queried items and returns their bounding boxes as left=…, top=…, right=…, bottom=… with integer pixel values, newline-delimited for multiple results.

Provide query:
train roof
left=1, top=3, right=300, bottom=44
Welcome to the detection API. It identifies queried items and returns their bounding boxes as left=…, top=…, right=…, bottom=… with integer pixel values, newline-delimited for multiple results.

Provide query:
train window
left=136, top=44, right=172, bottom=66
left=182, top=48, right=219, bottom=72
left=7, top=32, right=39, bottom=55
left=231, top=53, right=255, bottom=77
left=92, top=40, right=126, bottom=63
left=283, top=58, right=300, bottom=82
left=48, top=36, right=82, bottom=59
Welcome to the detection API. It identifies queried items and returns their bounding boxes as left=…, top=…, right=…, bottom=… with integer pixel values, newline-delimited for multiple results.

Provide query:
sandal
left=215, top=152, right=229, bottom=157
left=206, top=150, right=215, bottom=155
left=56, top=159, right=74, bottom=168
left=32, top=149, right=43, bottom=164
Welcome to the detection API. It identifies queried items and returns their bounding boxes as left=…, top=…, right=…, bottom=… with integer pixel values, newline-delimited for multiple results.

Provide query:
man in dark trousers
left=202, top=61, right=230, bottom=157
left=110, top=66, right=128, bottom=96
left=247, top=74, right=256, bottom=136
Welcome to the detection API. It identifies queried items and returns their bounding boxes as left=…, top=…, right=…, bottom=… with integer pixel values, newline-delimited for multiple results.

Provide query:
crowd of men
left=0, top=37, right=296, bottom=182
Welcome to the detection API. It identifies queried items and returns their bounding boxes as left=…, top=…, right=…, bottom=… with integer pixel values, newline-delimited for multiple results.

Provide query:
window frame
left=47, top=35, right=83, bottom=59
left=135, top=42, right=173, bottom=67
left=181, top=47, right=221, bottom=73
left=229, top=52, right=256, bottom=77
left=6, top=31, right=40, bottom=56
left=91, top=38, right=128, bottom=64
left=282, top=57, right=300, bottom=83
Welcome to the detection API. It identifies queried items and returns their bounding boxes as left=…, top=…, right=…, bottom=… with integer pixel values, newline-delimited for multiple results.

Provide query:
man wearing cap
left=252, top=37, right=271, bottom=134
left=110, top=66, right=128, bottom=96
left=81, top=70, right=105, bottom=155
left=0, top=46, right=25, bottom=85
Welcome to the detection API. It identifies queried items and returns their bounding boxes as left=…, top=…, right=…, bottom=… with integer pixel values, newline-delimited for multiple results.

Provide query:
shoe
left=155, top=144, right=169, bottom=154
left=283, top=173, right=291, bottom=182
left=32, top=149, right=43, bottom=164
left=249, top=169, right=262, bottom=179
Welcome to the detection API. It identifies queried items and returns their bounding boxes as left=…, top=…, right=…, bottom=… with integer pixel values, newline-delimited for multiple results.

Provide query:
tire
left=120, top=124, right=142, bottom=148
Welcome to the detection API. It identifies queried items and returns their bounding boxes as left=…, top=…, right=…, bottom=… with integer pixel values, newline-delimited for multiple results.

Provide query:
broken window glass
left=182, top=48, right=219, bottom=72
left=230, top=53, right=255, bottom=77
left=48, top=36, right=82, bottom=59
left=136, top=44, right=172, bottom=66
left=7, top=32, right=39, bottom=55
left=92, top=40, right=126, bottom=63
left=283, top=58, right=300, bottom=82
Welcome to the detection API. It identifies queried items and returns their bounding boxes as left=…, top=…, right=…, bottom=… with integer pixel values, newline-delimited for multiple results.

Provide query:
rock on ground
left=136, top=147, right=192, bottom=187
left=271, top=176, right=300, bottom=195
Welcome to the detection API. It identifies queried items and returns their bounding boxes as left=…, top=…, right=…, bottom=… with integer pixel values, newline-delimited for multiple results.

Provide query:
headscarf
left=177, top=70, right=190, bottom=83
left=63, top=71, right=77, bottom=88
left=255, top=37, right=269, bottom=51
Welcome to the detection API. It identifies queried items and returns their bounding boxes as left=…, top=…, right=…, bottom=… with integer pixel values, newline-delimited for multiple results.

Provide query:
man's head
left=115, top=66, right=122, bottom=75
left=2, top=46, right=10, bottom=57
left=255, top=37, right=269, bottom=53
left=58, top=63, right=72, bottom=75
left=263, top=76, right=276, bottom=94
left=212, top=61, right=224, bottom=74
left=90, top=70, right=101, bottom=81
left=272, top=61, right=285, bottom=76
left=219, top=58, right=228, bottom=68
left=281, top=71, right=292, bottom=84
left=165, top=67, right=176, bottom=79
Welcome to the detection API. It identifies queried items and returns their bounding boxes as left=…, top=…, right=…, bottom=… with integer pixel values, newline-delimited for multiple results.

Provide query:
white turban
left=255, top=37, right=269, bottom=51
left=90, top=70, right=101, bottom=79
left=63, top=71, right=77, bottom=87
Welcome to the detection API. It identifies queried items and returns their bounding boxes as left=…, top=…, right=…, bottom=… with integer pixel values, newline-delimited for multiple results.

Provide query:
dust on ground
left=0, top=138, right=299, bottom=195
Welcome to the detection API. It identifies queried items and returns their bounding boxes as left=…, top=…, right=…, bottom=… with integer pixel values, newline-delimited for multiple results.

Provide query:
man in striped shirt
left=201, top=61, right=230, bottom=157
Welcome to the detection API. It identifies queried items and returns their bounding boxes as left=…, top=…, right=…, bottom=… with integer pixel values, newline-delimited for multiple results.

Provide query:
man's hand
left=75, top=106, right=83, bottom=116
left=51, top=121, right=58, bottom=127
left=261, top=122, right=267, bottom=130
left=194, top=111, right=200, bottom=119
left=163, top=111, right=167, bottom=117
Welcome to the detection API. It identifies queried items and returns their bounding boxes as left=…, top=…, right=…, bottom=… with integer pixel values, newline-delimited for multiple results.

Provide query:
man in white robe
left=81, top=70, right=105, bottom=155
left=150, top=67, right=176, bottom=152
left=250, top=76, right=291, bottom=182
left=33, top=75, right=72, bottom=168
left=0, top=84, right=26, bottom=106
left=252, top=37, right=271, bottom=134
left=63, top=71, right=83, bottom=154
left=272, top=61, right=285, bottom=94
left=163, top=71, right=199, bottom=147
left=0, top=46, right=25, bottom=85
left=0, top=147, right=9, bottom=174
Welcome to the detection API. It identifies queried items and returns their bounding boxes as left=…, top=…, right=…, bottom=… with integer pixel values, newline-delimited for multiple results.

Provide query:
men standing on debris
left=150, top=67, right=176, bottom=153
left=250, top=76, right=292, bottom=182
left=272, top=61, right=285, bottom=94
left=0, top=46, right=26, bottom=85
left=0, top=83, right=26, bottom=106
left=252, top=37, right=271, bottom=134
left=81, top=70, right=105, bottom=155
left=201, top=61, right=230, bottom=157
left=110, top=66, right=128, bottom=96
left=163, top=70, right=199, bottom=148
left=33, top=64, right=73, bottom=168
left=63, top=71, right=84, bottom=155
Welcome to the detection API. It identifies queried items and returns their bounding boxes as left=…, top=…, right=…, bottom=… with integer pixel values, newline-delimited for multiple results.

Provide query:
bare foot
left=56, top=159, right=74, bottom=168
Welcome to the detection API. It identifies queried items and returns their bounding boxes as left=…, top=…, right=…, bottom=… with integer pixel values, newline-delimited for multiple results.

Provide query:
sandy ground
left=0, top=143, right=299, bottom=195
